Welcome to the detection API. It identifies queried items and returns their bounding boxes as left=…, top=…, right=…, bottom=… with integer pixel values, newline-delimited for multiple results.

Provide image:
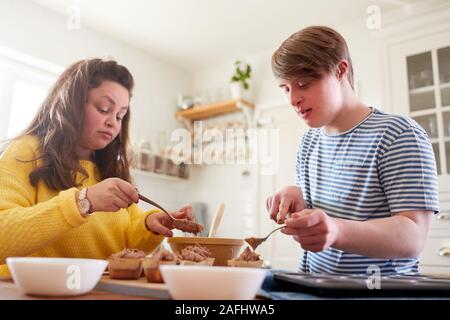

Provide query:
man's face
left=278, top=72, right=343, bottom=128
left=79, top=80, right=129, bottom=152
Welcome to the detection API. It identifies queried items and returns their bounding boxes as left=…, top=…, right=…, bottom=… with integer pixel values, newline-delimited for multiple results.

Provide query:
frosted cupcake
left=143, top=249, right=180, bottom=283
left=177, top=244, right=214, bottom=266
left=108, top=248, right=146, bottom=280
left=227, top=247, right=264, bottom=268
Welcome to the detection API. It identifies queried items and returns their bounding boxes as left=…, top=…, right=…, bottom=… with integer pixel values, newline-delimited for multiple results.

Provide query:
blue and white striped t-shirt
left=295, top=108, right=439, bottom=275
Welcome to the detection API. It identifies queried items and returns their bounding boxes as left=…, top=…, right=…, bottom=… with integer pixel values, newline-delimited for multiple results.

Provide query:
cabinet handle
left=438, top=247, right=450, bottom=257
left=436, top=214, right=450, bottom=220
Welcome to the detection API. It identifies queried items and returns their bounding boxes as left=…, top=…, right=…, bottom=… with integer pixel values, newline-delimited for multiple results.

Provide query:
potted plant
left=230, top=60, right=252, bottom=99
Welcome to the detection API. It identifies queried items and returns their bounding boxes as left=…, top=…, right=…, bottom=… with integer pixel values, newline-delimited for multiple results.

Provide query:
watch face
left=79, top=199, right=91, bottom=214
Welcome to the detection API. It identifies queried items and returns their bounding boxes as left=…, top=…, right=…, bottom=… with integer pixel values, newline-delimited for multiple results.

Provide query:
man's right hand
left=87, top=178, right=139, bottom=212
left=266, top=186, right=306, bottom=224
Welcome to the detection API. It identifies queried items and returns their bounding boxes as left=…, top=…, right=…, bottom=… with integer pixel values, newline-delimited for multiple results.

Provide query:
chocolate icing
left=109, top=248, right=146, bottom=259
left=173, top=219, right=204, bottom=235
left=235, top=247, right=261, bottom=262
left=177, top=244, right=211, bottom=262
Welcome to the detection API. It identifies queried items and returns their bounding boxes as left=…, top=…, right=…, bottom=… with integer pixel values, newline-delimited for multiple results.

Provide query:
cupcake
left=227, top=247, right=264, bottom=268
left=177, top=244, right=214, bottom=266
left=108, top=248, right=146, bottom=280
left=143, top=249, right=179, bottom=283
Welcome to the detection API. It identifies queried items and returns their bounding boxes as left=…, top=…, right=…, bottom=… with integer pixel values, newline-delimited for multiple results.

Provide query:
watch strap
left=78, top=187, right=92, bottom=216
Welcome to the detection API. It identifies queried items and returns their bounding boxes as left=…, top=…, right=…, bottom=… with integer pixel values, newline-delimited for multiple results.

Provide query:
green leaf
left=231, top=60, right=251, bottom=86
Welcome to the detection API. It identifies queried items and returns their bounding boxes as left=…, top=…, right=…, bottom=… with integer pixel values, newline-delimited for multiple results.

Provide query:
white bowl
left=6, top=257, right=108, bottom=296
left=160, top=265, right=266, bottom=300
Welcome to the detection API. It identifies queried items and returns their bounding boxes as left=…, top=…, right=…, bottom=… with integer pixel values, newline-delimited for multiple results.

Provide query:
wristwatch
left=78, top=187, right=92, bottom=217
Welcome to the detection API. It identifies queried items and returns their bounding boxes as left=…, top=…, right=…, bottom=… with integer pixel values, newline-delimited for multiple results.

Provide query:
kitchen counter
left=3, top=271, right=450, bottom=300
left=0, top=279, right=150, bottom=300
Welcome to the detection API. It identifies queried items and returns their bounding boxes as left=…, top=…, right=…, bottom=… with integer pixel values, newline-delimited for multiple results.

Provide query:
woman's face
left=278, top=72, right=344, bottom=128
left=77, top=80, right=129, bottom=159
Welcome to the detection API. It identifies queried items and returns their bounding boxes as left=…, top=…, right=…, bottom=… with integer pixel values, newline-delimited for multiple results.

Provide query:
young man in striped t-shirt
left=267, top=26, right=439, bottom=275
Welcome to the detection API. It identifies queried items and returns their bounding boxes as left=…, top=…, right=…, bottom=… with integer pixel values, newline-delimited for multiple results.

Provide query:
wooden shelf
left=131, top=169, right=187, bottom=182
left=175, top=99, right=254, bottom=121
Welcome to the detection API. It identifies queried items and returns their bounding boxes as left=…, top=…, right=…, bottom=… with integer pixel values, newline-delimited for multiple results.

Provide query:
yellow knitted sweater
left=0, top=135, right=163, bottom=277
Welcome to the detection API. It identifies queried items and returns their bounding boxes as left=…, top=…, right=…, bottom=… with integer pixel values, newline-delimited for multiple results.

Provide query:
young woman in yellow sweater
left=0, top=58, right=192, bottom=277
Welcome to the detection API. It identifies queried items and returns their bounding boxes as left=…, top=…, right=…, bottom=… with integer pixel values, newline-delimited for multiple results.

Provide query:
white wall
left=0, top=0, right=192, bottom=143
left=184, top=164, right=259, bottom=238
left=191, top=24, right=383, bottom=112
left=191, top=2, right=450, bottom=114
left=0, top=0, right=194, bottom=206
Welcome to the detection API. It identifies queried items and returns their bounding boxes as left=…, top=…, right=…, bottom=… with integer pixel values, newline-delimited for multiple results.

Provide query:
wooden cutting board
left=95, top=276, right=171, bottom=300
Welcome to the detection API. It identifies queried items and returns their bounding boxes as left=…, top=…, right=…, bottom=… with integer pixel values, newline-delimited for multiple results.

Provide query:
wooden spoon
left=208, top=203, right=225, bottom=238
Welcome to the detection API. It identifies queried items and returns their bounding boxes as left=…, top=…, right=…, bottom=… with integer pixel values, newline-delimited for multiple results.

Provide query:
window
left=0, top=47, right=61, bottom=140
left=7, top=80, right=48, bottom=138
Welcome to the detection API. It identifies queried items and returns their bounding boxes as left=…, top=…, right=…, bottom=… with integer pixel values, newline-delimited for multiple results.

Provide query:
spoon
left=138, top=193, right=176, bottom=220
left=245, top=224, right=286, bottom=251
left=138, top=193, right=204, bottom=234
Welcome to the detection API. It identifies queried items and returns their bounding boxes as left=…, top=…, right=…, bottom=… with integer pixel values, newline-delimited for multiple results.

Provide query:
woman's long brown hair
left=15, top=58, right=134, bottom=191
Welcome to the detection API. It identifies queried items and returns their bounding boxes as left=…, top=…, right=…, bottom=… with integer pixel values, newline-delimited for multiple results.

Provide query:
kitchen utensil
left=273, top=271, right=450, bottom=297
left=138, top=193, right=204, bottom=234
left=138, top=193, right=176, bottom=220
left=160, top=265, right=266, bottom=300
left=6, top=257, right=107, bottom=296
left=96, top=276, right=170, bottom=299
left=245, top=224, right=286, bottom=250
left=208, top=203, right=225, bottom=238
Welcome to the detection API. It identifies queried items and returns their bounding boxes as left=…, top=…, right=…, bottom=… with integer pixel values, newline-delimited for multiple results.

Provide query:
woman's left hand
left=145, top=204, right=194, bottom=237
left=282, top=208, right=340, bottom=252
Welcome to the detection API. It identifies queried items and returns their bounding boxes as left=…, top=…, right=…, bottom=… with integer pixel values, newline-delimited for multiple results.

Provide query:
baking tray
left=273, top=271, right=450, bottom=297
left=94, top=276, right=171, bottom=299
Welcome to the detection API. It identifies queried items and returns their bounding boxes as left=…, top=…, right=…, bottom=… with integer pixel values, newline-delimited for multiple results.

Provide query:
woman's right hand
left=86, top=178, right=139, bottom=212
left=266, top=185, right=305, bottom=224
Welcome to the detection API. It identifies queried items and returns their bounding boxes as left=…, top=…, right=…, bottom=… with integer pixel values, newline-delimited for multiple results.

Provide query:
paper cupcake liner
left=227, top=259, right=264, bottom=268
left=142, top=257, right=159, bottom=269
left=108, top=258, right=143, bottom=280
left=143, top=259, right=178, bottom=283
left=108, top=258, right=143, bottom=270
left=179, top=257, right=215, bottom=266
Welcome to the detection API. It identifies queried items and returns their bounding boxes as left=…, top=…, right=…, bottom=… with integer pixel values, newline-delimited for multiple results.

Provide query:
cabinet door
left=257, top=105, right=307, bottom=270
left=389, top=29, right=450, bottom=191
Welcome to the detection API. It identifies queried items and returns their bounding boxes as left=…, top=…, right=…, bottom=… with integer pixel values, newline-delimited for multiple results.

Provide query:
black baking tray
left=273, top=271, right=450, bottom=297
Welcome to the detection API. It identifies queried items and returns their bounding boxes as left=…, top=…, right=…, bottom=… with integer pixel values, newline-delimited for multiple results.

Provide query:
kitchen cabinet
left=388, top=28, right=450, bottom=275
left=389, top=28, right=450, bottom=189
